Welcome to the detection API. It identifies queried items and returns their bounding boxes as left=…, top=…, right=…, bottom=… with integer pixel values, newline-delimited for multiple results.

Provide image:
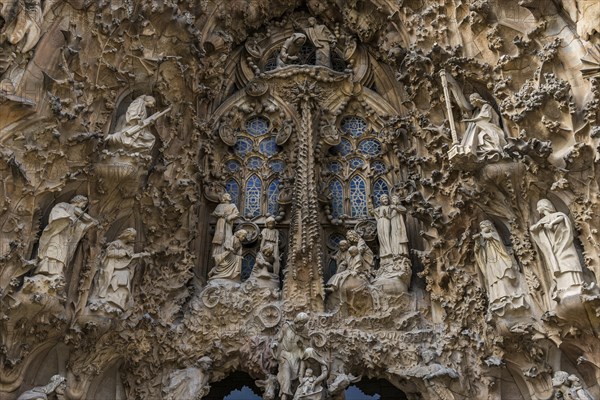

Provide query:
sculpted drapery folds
left=92, top=228, right=150, bottom=312
left=530, top=199, right=584, bottom=295
left=473, top=220, right=527, bottom=315
left=460, top=93, right=506, bottom=160
left=209, top=229, right=248, bottom=282
left=211, top=192, right=240, bottom=256
left=106, top=95, right=157, bottom=155
left=35, top=196, right=97, bottom=278
left=273, top=312, right=310, bottom=400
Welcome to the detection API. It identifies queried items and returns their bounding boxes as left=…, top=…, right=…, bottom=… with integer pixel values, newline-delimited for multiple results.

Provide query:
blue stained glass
left=341, top=116, right=367, bottom=138
left=331, top=139, right=352, bottom=156
left=328, top=161, right=342, bottom=173
left=234, top=137, right=253, bottom=158
left=241, top=253, right=255, bottom=281
left=225, top=179, right=240, bottom=208
left=247, top=156, right=263, bottom=170
left=329, top=233, right=345, bottom=249
left=329, top=179, right=344, bottom=219
left=225, top=159, right=240, bottom=173
left=372, top=160, right=386, bottom=175
left=267, top=179, right=280, bottom=216
left=269, top=160, right=285, bottom=173
left=372, top=178, right=390, bottom=208
left=349, top=158, right=365, bottom=169
left=246, top=116, right=270, bottom=136
left=244, top=175, right=262, bottom=218
left=259, top=137, right=279, bottom=157
left=358, top=139, right=382, bottom=156
left=349, top=175, right=368, bottom=218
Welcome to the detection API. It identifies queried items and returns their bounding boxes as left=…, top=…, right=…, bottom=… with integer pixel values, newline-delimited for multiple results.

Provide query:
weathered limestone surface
left=1, top=0, right=600, bottom=399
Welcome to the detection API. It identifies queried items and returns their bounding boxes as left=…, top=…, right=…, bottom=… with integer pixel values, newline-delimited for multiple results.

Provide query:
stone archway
left=205, top=372, right=262, bottom=400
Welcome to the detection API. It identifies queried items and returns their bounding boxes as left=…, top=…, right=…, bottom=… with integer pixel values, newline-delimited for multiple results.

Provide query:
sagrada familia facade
left=0, top=0, right=599, bottom=398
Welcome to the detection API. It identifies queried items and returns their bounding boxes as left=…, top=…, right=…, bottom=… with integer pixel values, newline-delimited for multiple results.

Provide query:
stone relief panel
left=0, top=0, right=599, bottom=399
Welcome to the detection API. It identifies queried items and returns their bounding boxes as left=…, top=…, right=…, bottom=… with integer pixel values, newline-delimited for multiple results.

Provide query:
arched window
left=329, top=179, right=344, bottom=219
left=226, top=179, right=240, bottom=209
left=267, top=179, right=280, bottom=216
left=222, top=115, right=285, bottom=218
left=349, top=175, right=368, bottom=218
left=372, top=178, right=390, bottom=208
left=244, top=175, right=262, bottom=218
left=324, top=115, right=388, bottom=220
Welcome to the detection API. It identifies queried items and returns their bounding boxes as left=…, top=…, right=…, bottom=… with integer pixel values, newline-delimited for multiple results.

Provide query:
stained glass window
left=358, top=139, right=382, bottom=156
left=328, top=161, right=342, bottom=173
left=225, top=159, right=240, bottom=173
left=349, top=158, right=365, bottom=169
left=349, top=175, right=368, bottom=218
left=225, top=179, right=240, bottom=208
left=371, top=160, right=386, bottom=175
left=341, top=116, right=367, bottom=138
left=247, top=156, right=263, bottom=170
left=241, top=253, right=255, bottom=281
left=234, top=137, right=253, bottom=158
left=267, top=179, right=280, bottom=216
left=269, top=160, right=285, bottom=173
left=331, top=139, right=352, bottom=157
left=259, top=137, right=279, bottom=157
left=328, top=233, right=345, bottom=249
left=246, top=116, right=270, bottom=136
left=329, top=179, right=344, bottom=219
left=244, top=175, right=262, bottom=218
left=372, top=178, right=390, bottom=208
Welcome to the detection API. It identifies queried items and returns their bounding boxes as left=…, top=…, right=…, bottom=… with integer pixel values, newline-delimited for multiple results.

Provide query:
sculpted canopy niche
left=0, top=0, right=600, bottom=399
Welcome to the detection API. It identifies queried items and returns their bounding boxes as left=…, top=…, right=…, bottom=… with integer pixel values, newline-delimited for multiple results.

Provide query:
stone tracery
left=1, top=1, right=600, bottom=399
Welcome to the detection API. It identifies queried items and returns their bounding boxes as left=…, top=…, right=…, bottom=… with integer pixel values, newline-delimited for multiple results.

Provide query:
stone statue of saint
left=17, top=375, right=66, bottom=400
left=106, top=95, right=158, bottom=155
left=163, top=357, right=212, bottom=400
left=530, top=199, right=584, bottom=295
left=93, top=228, right=150, bottom=312
left=211, top=192, right=240, bottom=256
left=209, top=229, right=248, bottom=282
left=369, top=194, right=393, bottom=258
left=390, top=195, right=409, bottom=256
left=261, top=216, right=280, bottom=275
left=460, top=93, right=506, bottom=161
left=272, top=312, right=310, bottom=400
left=293, top=367, right=324, bottom=400
left=473, top=220, right=526, bottom=314
left=303, top=17, right=336, bottom=68
left=35, top=196, right=97, bottom=278
left=346, top=230, right=373, bottom=271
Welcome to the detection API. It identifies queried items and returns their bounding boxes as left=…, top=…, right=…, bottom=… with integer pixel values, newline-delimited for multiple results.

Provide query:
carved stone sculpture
left=459, top=93, right=506, bottom=161
left=473, top=220, right=527, bottom=315
left=211, top=193, right=240, bottom=257
left=552, top=371, right=595, bottom=400
left=369, top=194, right=393, bottom=258
left=530, top=199, right=584, bottom=296
left=261, top=216, right=281, bottom=274
left=16, top=375, right=66, bottom=400
left=277, top=33, right=307, bottom=68
left=303, top=17, right=336, bottom=68
left=105, top=95, right=158, bottom=156
left=390, top=195, right=409, bottom=257
left=209, top=229, right=247, bottom=282
left=163, top=357, right=212, bottom=400
left=346, top=230, right=373, bottom=270
left=273, top=312, right=309, bottom=400
left=90, top=228, right=149, bottom=313
left=250, top=244, right=280, bottom=289
left=34, top=196, right=97, bottom=279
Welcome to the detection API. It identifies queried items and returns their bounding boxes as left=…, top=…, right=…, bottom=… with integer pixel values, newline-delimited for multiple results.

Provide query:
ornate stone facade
left=1, top=0, right=599, bottom=399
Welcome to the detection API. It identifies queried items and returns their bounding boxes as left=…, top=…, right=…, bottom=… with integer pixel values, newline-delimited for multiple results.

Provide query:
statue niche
left=96, top=94, right=170, bottom=184
left=22, top=196, right=97, bottom=295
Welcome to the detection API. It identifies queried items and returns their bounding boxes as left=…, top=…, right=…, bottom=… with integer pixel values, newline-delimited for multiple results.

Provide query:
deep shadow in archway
left=347, top=378, right=409, bottom=400
left=204, top=371, right=262, bottom=400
